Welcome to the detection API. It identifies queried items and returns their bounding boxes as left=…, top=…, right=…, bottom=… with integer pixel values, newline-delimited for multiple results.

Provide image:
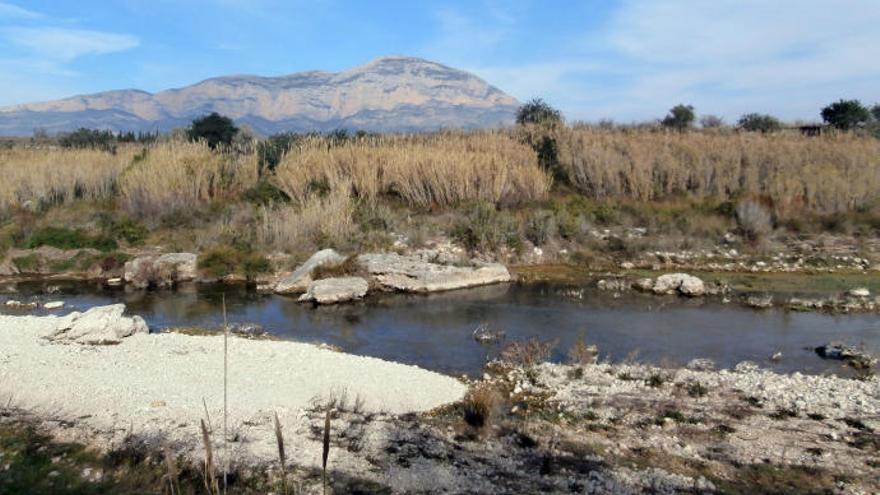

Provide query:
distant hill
left=0, top=56, right=520, bottom=136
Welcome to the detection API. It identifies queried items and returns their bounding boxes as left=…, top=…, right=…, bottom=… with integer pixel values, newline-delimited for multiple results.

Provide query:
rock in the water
left=298, top=277, right=369, bottom=304
left=43, top=301, right=64, bottom=310
left=228, top=322, right=267, bottom=337
left=848, top=287, right=870, bottom=298
left=814, top=342, right=876, bottom=369
left=124, top=253, right=197, bottom=289
left=745, top=294, right=773, bottom=309
left=357, top=253, right=510, bottom=293
left=652, top=273, right=705, bottom=297
left=633, top=278, right=655, bottom=292
left=106, top=277, right=123, bottom=286
left=473, top=323, right=505, bottom=344
left=45, top=304, right=148, bottom=345
left=4, top=300, right=38, bottom=309
left=275, top=249, right=345, bottom=294
left=597, top=278, right=630, bottom=292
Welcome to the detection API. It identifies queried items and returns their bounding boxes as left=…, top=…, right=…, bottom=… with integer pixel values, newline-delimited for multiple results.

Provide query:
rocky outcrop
left=745, top=294, right=773, bottom=309
left=124, top=253, right=197, bottom=289
left=357, top=253, right=510, bottom=293
left=274, top=249, right=346, bottom=294
left=298, top=277, right=369, bottom=304
left=815, top=342, right=876, bottom=370
left=652, top=273, right=705, bottom=297
left=44, top=304, right=148, bottom=345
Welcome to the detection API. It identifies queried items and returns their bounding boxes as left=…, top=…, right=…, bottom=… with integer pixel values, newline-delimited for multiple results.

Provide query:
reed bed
left=0, top=147, right=133, bottom=211
left=256, top=186, right=355, bottom=249
left=273, top=132, right=550, bottom=209
left=556, top=128, right=880, bottom=218
left=119, top=141, right=258, bottom=218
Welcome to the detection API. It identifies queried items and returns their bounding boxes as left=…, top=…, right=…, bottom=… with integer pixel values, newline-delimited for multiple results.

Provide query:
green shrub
left=451, top=202, right=521, bottom=252
left=241, top=180, right=290, bottom=206
left=241, top=253, right=271, bottom=279
left=738, top=113, right=782, bottom=133
left=821, top=99, right=870, bottom=130
left=187, top=113, right=238, bottom=150
left=524, top=210, right=557, bottom=246
left=661, top=104, right=695, bottom=131
left=198, top=246, right=241, bottom=278
left=24, top=227, right=118, bottom=252
left=108, top=218, right=149, bottom=245
left=12, top=254, right=39, bottom=272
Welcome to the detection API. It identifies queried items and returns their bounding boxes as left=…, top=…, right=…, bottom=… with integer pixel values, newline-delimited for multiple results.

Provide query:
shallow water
left=2, top=280, right=878, bottom=376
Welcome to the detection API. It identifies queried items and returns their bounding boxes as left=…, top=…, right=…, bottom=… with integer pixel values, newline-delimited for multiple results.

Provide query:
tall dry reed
left=556, top=128, right=880, bottom=218
left=0, top=147, right=133, bottom=212
left=256, top=186, right=355, bottom=250
left=118, top=141, right=258, bottom=218
left=273, top=131, right=550, bottom=209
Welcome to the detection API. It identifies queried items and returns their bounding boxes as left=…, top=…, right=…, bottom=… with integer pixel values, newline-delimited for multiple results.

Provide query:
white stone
left=44, top=304, right=148, bottom=345
left=652, top=273, right=705, bottom=297
left=43, top=301, right=64, bottom=310
left=123, top=253, right=197, bottom=289
left=275, top=249, right=345, bottom=294
left=358, top=252, right=510, bottom=293
left=298, top=277, right=369, bottom=304
left=848, top=288, right=870, bottom=298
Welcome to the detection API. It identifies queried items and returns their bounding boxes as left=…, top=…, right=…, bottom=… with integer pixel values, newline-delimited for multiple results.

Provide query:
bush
left=257, top=133, right=301, bottom=176
left=103, top=217, right=149, bottom=245
left=187, top=113, right=238, bottom=149
left=451, top=202, right=521, bottom=252
left=661, top=104, right=695, bottom=131
left=736, top=199, right=772, bottom=240
left=241, top=253, right=271, bottom=280
left=699, top=115, right=724, bottom=128
left=500, top=338, right=557, bottom=368
left=241, top=180, right=290, bottom=206
left=24, top=227, right=117, bottom=252
left=59, top=128, right=116, bottom=152
left=524, top=210, right=557, bottom=246
left=738, top=113, right=782, bottom=133
left=198, top=246, right=241, bottom=278
left=516, top=98, right=563, bottom=127
left=821, top=99, right=870, bottom=130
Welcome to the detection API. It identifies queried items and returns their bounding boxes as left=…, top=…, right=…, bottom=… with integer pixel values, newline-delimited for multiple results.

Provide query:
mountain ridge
left=0, top=56, right=520, bottom=136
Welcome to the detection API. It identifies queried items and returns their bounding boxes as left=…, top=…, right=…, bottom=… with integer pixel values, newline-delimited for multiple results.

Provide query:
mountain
left=0, top=56, right=520, bottom=136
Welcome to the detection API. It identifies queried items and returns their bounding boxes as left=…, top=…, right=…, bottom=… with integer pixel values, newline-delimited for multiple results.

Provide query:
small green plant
left=12, top=254, right=39, bottom=272
left=241, top=180, right=291, bottom=206
left=500, top=338, right=557, bottom=368
left=241, top=253, right=271, bottom=280
left=646, top=372, right=667, bottom=388
left=198, top=246, right=242, bottom=278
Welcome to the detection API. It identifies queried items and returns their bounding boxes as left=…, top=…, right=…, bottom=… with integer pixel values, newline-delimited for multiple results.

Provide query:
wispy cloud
left=2, top=27, right=139, bottom=61
left=0, top=2, right=41, bottom=19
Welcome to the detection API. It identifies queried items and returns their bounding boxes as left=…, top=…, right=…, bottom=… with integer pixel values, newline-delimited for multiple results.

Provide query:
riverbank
left=1, top=310, right=877, bottom=493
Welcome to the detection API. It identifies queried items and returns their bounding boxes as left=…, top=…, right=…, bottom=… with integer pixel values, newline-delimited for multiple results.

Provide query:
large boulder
left=357, top=253, right=510, bottom=293
left=652, top=273, right=705, bottom=297
left=274, top=249, right=345, bottom=294
left=124, top=253, right=197, bottom=289
left=298, top=277, right=369, bottom=304
left=44, top=304, right=148, bottom=345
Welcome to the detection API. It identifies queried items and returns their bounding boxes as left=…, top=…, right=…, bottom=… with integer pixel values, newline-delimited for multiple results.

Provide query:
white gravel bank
left=0, top=310, right=466, bottom=465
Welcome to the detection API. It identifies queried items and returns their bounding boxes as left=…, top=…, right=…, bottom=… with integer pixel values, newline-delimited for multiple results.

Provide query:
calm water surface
left=2, top=281, right=877, bottom=376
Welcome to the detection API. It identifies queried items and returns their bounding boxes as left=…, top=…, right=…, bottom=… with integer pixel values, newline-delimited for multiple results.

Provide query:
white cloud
left=0, top=2, right=41, bottom=19
left=2, top=27, right=139, bottom=61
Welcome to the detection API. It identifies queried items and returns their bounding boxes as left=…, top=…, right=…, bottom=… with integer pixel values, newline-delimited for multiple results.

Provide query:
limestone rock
left=357, top=253, right=510, bottom=293
left=124, top=253, right=197, bottom=289
left=652, top=273, right=705, bottom=297
left=45, top=304, right=148, bottom=345
left=43, top=301, right=64, bottom=310
left=298, top=277, right=369, bottom=304
left=275, top=249, right=345, bottom=294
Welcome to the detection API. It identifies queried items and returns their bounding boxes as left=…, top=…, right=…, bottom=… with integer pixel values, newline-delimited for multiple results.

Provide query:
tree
left=661, top=104, right=695, bottom=131
left=699, top=115, right=724, bottom=129
left=516, top=98, right=563, bottom=127
left=820, top=99, right=869, bottom=130
left=871, top=104, right=880, bottom=122
left=738, top=113, right=782, bottom=133
left=187, top=113, right=238, bottom=149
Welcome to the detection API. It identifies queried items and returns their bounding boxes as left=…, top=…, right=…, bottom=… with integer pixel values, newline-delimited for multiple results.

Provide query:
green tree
left=870, top=104, right=880, bottom=122
left=516, top=98, right=563, bottom=127
left=820, top=99, right=870, bottom=130
left=187, top=113, right=239, bottom=149
left=738, top=113, right=782, bottom=133
left=661, top=104, right=695, bottom=131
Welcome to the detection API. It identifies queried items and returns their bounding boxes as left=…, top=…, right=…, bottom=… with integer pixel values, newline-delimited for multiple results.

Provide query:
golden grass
left=273, top=131, right=550, bottom=209
left=119, top=141, right=258, bottom=217
left=0, top=147, right=134, bottom=211
left=556, top=128, right=880, bottom=218
left=256, top=186, right=355, bottom=249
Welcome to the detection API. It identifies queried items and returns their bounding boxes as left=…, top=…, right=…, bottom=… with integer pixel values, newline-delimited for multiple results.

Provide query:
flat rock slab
left=124, top=253, right=197, bottom=288
left=357, top=253, right=510, bottom=293
left=299, top=276, right=369, bottom=304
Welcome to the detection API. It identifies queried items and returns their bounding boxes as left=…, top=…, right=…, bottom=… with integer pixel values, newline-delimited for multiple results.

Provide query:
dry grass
left=273, top=131, right=550, bottom=209
left=556, top=128, right=880, bottom=218
left=255, top=186, right=355, bottom=250
left=500, top=338, right=558, bottom=368
left=0, top=147, right=134, bottom=211
left=119, top=141, right=258, bottom=218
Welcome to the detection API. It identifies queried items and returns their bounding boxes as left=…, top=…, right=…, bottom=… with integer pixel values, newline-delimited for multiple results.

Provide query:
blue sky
left=1, top=0, right=878, bottom=122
